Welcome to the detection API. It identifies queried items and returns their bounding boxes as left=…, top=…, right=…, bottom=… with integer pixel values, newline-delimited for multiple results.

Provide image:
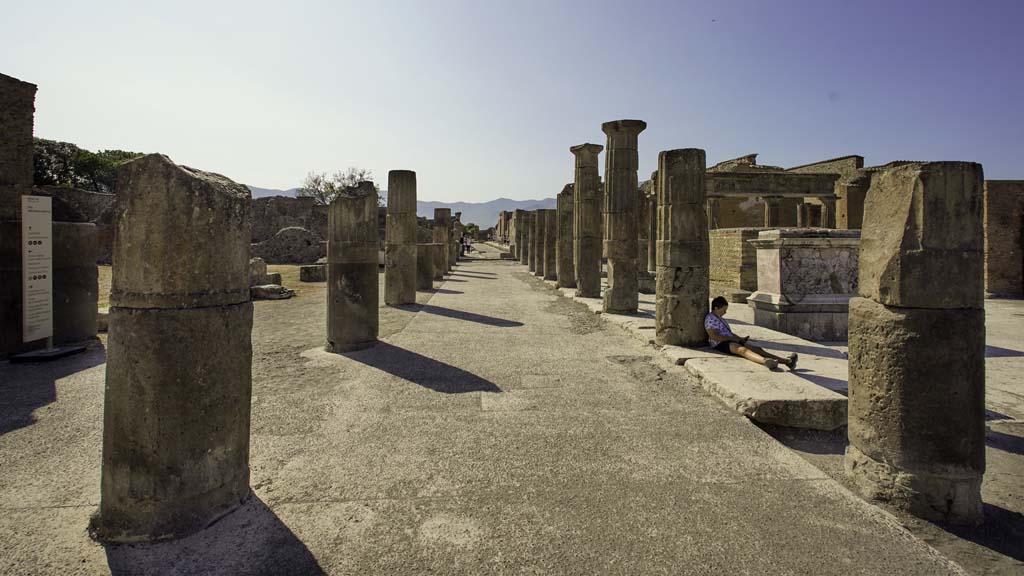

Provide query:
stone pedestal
left=602, top=119, right=646, bottom=313
left=534, top=210, right=547, bottom=277
left=93, top=154, right=253, bottom=543
left=556, top=185, right=575, bottom=288
left=654, top=149, right=709, bottom=346
left=433, top=208, right=451, bottom=274
left=747, top=229, right=861, bottom=341
left=571, top=143, right=604, bottom=297
left=416, top=243, right=434, bottom=291
left=326, top=182, right=379, bottom=353
left=846, top=161, right=985, bottom=525
left=385, top=170, right=416, bottom=306
left=542, top=209, right=557, bottom=281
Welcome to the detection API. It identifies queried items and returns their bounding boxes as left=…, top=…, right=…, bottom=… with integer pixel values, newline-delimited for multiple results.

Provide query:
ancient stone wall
left=984, top=180, right=1024, bottom=296
left=0, top=73, right=36, bottom=222
left=251, top=196, right=327, bottom=243
left=38, top=185, right=115, bottom=263
left=251, top=226, right=326, bottom=264
left=709, top=228, right=764, bottom=291
left=714, top=196, right=763, bottom=228
left=785, top=155, right=864, bottom=179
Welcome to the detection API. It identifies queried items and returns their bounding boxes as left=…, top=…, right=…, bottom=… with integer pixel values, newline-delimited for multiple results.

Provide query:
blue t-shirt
left=704, top=313, right=734, bottom=347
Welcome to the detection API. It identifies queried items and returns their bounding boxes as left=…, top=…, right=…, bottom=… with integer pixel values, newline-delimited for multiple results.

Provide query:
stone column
left=797, top=203, right=811, bottom=227
left=432, top=243, right=445, bottom=280
left=655, top=148, right=709, bottom=346
left=821, top=197, right=837, bottom=228
left=571, top=143, right=604, bottom=297
left=385, top=170, right=416, bottom=306
left=326, top=182, right=379, bottom=353
left=602, top=119, right=646, bottom=313
left=763, top=197, right=781, bottom=227
left=536, top=208, right=544, bottom=276
left=511, top=209, right=522, bottom=258
left=520, top=211, right=531, bottom=266
left=543, top=209, right=558, bottom=281
left=433, top=208, right=451, bottom=273
left=647, top=180, right=657, bottom=273
left=637, top=181, right=655, bottom=294
left=846, top=162, right=985, bottom=524
left=838, top=175, right=870, bottom=229
left=416, top=244, right=434, bottom=291
left=706, top=197, right=720, bottom=230
left=93, top=154, right=253, bottom=542
left=556, top=185, right=575, bottom=288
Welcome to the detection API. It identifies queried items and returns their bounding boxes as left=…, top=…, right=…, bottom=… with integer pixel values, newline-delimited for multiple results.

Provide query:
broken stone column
left=93, top=154, right=253, bottom=542
left=556, top=184, right=575, bottom=288
left=571, top=143, right=604, bottom=297
left=533, top=210, right=546, bottom=277
left=602, top=120, right=646, bottom=313
left=416, top=243, right=434, bottom=291
left=433, top=208, right=451, bottom=273
left=655, top=149, right=710, bottom=346
left=385, top=170, right=416, bottom=306
left=326, top=182, right=379, bottom=352
left=432, top=242, right=445, bottom=280
left=846, top=162, right=985, bottom=525
left=542, top=208, right=558, bottom=281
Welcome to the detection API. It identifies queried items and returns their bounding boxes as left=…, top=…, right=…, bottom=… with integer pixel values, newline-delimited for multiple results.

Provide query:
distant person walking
left=705, top=296, right=797, bottom=371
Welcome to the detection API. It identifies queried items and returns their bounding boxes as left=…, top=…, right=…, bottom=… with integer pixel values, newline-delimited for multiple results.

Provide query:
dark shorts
left=713, top=340, right=733, bottom=354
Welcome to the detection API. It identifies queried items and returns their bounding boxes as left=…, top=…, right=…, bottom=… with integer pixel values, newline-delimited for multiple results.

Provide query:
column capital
left=570, top=143, right=604, bottom=158
left=601, top=119, right=647, bottom=136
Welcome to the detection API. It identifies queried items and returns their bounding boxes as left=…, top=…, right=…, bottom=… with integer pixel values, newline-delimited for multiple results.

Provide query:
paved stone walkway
left=0, top=248, right=967, bottom=575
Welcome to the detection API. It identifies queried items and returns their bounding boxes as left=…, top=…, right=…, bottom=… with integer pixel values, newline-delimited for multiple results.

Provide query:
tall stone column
left=511, top=209, right=523, bottom=258
left=571, top=143, right=604, bottom=297
left=821, top=197, right=837, bottom=228
left=520, top=211, right=531, bottom=266
left=838, top=175, right=870, bottom=229
left=433, top=208, right=451, bottom=273
left=796, top=203, right=811, bottom=227
left=556, top=184, right=575, bottom=288
left=647, top=175, right=657, bottom=273
left=638, top=184, right=650, bottom=272
left=385, top=170, right=416, bottom=306
left=416, top=244, right=434, bottom=291
left=763, top=197, right=781, bottom=227
left=527, top=211, right=537, bottom=273
left=542, top=209, right=558, bottom=281
left=706, top=198, right=720, bottom=230
left=602, top=119, right=646, bottom=313
left=533, top=210, right=546, bottom=277
left=846, top=162, right=985, bottom=524
left=326, top=182, right=379, bottom=353
left=655, top=149, right=709, bottom=346
left=93, top=154, right=253, bottom=542
left=432, top=243, right=445, bottom=280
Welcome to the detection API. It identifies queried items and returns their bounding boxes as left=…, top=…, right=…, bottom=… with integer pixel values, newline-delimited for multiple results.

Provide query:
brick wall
left=984, top=180, right=1024, bottom=296
left=709, top=228, right=766, bottom=291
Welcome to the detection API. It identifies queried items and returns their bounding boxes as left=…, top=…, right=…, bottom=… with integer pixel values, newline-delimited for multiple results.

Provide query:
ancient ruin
left=571, top=143, right=604, bottom=298
left=601, top=120, right=646, bottom=313
left=846, top=162, right=986, bottom=524
left=654, top=149, right=709, bottom=346
left=416, top=243, right=434, bottom=291
left=433, top=208, right=451, bottom=274
left=326, top=182, right=379, bottom=352
left=93, top=154, right=253, bottom=542
left=555, top=184, right=575, bottom=288
left=542, top=208, right=557, bottom=281
left=385, top=170, right=417, bottom=306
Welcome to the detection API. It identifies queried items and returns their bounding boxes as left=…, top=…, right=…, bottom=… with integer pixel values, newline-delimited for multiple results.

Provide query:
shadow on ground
left=104, top=495, right=324, bottom=576
left=0, top=342, right=106, bottom=437
left=418, top=304, right=523, bottom=327
left=345, top=341, right=501, bottom=393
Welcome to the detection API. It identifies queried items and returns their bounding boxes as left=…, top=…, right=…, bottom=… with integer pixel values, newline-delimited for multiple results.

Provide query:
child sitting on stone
left=705, top=296, right=797, bottom=371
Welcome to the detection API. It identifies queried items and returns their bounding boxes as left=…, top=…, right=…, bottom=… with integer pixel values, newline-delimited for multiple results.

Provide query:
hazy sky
left=3, top=0, right=1022, bottom=202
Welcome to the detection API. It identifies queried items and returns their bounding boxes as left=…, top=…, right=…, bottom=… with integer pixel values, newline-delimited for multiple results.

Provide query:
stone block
left=299, top=264, right=326, bottom=282
left=846, top=297, right=984, bottom=523
left=251, top=226, right=326, bottom=265
left=655, top=266, right=709, bottom=346
left=250, top=284, right=294, bottom=300
left=858, top=162, right=984, bottom=309
left=983, top=180, right=1023, bottom=296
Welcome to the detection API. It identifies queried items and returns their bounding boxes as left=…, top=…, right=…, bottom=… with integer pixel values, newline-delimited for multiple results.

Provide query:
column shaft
left=571, top=143, right=604, bottom=297
left=385, top=170, right=416, bottom=305
left=601, top=119, right=646, bottom=313
left=327, top=182, right=380, bottom=352
left=556, top=185, right=575, bottom=288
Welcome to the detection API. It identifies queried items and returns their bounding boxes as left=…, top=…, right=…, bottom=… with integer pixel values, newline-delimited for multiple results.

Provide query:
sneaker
left=788, top=353, right=798, bottom=371
left=765, top=358, right=778, bottom=370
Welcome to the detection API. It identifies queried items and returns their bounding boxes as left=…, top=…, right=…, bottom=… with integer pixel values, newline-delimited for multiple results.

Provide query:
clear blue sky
left=3, top=0, right=1021, bottom=202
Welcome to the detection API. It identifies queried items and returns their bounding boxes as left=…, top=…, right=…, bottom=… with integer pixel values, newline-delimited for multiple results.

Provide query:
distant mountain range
left=246, top=186, right=555, bottom=228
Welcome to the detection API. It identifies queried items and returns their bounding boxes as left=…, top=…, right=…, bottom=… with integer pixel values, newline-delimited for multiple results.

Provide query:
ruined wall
left=709, top=228, right=765, bottom=291
left=0, top=73, right=36, bottom=221
left=786, top=156, right=865, bottom=223
left=251, top=196, right=327, bottom=243
left=984, top=180, right=1024, bottom=296
left=785, top=155, right=864, bottom=179
left=715, top=196, right=763, bottom=228
left=39, top=185, right=115, bottom=263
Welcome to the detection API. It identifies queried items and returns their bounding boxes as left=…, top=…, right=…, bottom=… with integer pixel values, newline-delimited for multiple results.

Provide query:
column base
left=844, top=444, right=982, bottom=525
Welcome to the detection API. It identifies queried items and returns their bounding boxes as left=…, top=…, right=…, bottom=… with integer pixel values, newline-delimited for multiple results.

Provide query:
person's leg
left=728, top=343, right=777, bottom=369
left=745, top=343, right=796, bottom=367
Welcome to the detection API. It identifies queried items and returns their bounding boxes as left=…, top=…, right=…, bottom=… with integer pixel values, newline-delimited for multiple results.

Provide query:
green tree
left=33, top=138, right=142, bottom=193
left=298, top=167, right=381, bottom=205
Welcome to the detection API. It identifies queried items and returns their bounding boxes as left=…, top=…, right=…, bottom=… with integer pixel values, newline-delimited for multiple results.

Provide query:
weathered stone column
left=571, top=143, right=604, bottom=297
left=838, top=174, right=870, bottom=229
left=706, top=197, right=720, bottom=230
left=385, top=170, right=416, bottom=306
left=796, top=203, right=811, bottom=227
left=416, top=244, right=434, bottom=291
left=93, top=154, right=253, bottom=542
left=602, top=119, right=646, bottom=313
left=542, top=209, right=558, bottom=281
left=511, top=209, right=523, bottom=258
left=520, top=211, right=531, bottom=266
left=432, top=242, right=445, bottom=280
left=821, top=197, right=837, bottom=228
left=647, top=176, right=657, bottom=273
left=533, top=210, right=546, bottom=277
left=763, top=197, right=781, bottom=227
left=846, top=162, right=985, bottom=524
left=655, top=149, right=709, bottom=346
left=433, top=208, right=451, bottom=273
left=556, top=185, right=575, bottom=288
left=326, top=182, right=379, bottom=352
left=637, top=181, right=655, bottom=294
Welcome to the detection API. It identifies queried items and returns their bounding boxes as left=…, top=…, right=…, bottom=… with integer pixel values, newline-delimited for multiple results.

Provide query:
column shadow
left=104, top=494, right=325, bottom=576
left=985, top=345, right=1024, bottom=358
left=418, top=304, right=523, bottom=328
left=938, top=504, right=1024, bottom=562
left=0, top=343, right=106, bottom=436
left=345, top=342, right=501, bottom=394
